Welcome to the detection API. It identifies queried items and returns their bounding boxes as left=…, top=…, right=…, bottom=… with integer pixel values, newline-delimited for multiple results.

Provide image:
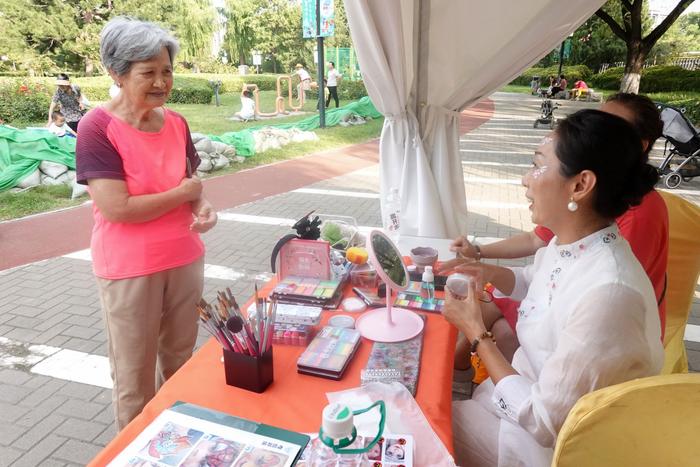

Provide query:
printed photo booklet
left=107, top=402, right=309, bottom=467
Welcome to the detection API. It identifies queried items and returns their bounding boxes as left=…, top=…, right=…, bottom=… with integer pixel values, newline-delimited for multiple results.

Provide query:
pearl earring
left=567, top=197, right=578, bottom=212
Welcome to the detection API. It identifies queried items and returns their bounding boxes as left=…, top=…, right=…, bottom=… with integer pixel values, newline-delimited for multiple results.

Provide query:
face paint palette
left=271, top=276, right=344, bottom=308
left=394, top=281, right=445, bottom=313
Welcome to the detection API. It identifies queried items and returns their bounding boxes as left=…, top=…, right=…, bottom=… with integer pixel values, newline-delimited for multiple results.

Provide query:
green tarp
left=0, top=97, right=382, bottom=191
left=208, top=96, right=382, bottom=156
left=0, top=126, right=76, bottom=192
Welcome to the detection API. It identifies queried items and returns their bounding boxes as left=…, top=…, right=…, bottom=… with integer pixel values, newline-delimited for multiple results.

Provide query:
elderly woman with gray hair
left=75, top=17, right=217, bottom=430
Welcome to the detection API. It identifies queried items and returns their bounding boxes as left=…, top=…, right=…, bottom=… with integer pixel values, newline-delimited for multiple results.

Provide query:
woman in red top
left=447, top=93, right=668, bottom=367
left=76, top=17, right=217, bottom=430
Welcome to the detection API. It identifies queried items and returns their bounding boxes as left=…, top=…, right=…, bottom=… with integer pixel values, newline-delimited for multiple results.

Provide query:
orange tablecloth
left=89, top=286, right=457, bottom=466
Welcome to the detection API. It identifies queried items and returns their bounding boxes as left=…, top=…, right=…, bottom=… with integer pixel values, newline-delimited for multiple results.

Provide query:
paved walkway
left=0, top=93, right=698, bottom=466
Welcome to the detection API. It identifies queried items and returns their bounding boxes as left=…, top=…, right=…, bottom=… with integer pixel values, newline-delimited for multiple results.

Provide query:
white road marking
left=293, top=188, right=379, bottom=198
left=31, top=348, right=113, bottom=389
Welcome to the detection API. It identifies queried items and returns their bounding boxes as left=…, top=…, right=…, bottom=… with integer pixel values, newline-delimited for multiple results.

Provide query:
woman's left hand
left=190, top=198, right=217, bottom=233
left=442, top=282, right=487, bottom=341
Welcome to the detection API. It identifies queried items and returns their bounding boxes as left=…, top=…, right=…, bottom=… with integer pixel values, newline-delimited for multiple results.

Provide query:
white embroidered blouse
left=488, top=224, right=664, bottom=466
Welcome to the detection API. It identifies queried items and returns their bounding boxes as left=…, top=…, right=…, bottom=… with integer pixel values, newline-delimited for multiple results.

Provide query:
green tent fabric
left=209, top=96, right=382, bottom=156
left=0, top=125, right=76, bottom=192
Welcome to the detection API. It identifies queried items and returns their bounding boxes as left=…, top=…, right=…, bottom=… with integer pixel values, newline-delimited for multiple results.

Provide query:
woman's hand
left=190, top=198, right=217, bottom=233
left=178, top=176, right=203, bottom=202
left=438, top=257, right=488, bottom=286
left=450, top=235, right=478, bottom=259
left=442, top=283, right=487, bottom=342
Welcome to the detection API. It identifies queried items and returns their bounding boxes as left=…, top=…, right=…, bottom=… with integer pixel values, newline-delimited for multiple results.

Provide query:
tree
left=651, top=11, right=700, bottom=62
left=596, top=0, right=695, bottom=93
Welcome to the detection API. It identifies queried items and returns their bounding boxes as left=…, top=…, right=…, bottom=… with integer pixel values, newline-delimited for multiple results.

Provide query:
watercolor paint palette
left=394, top=281, right=445, bottom=313
left=297, top=326, right=361, bottom=380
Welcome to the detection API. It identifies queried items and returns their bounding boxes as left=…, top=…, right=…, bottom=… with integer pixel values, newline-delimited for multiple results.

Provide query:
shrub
left=510, top=65, right=593, bottom=87
left=187, top=73, right=280, bottom=93
left=589, top=66, right=700, bottom=93
left=588, top=67, right=624, bottom=90
left=0, top=79, right=52, bottom=123
left=168, top=76, right=213, bottom=104
left=307, top=79, right=368, bottom=102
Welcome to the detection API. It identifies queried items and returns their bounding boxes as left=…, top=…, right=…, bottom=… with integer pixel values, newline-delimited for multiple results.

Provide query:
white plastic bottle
left=420, top=266, right=435, bottom=303
left=384, top=188, right=401, bottom=242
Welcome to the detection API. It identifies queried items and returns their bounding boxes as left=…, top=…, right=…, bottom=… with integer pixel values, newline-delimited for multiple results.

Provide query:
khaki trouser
left=96, top=257, right=204, bottom=430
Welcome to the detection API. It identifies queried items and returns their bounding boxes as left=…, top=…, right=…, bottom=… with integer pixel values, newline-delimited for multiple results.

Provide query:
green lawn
left=0, top=185, right=84, bottom=221
left=3, top=91, right=383, bottom=221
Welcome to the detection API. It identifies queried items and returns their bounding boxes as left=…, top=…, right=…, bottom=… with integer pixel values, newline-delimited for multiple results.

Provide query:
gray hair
left=100, top=17, right=179, bottom=76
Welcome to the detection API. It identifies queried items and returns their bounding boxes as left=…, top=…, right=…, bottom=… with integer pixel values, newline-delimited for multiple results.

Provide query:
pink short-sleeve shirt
left=76, top=107, right=204, bottom=280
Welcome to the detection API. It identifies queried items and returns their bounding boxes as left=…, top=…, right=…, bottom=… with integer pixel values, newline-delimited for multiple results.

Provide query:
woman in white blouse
left=443, top=109, right=665, bottom=467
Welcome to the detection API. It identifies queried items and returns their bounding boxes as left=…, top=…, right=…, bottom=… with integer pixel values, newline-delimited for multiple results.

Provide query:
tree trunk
left=620, top=39, right=647, bottom=94
left=84, top=57, right=94, bottom=76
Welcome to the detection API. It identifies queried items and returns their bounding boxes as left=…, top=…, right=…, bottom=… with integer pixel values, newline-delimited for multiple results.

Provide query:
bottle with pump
left=420, top=266, right=435, bottom=303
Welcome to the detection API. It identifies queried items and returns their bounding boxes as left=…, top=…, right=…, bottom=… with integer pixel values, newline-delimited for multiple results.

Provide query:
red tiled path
left=0, top=99, right=494, bottom=270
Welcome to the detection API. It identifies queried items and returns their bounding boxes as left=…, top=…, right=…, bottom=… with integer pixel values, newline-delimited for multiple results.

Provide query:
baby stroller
left=534, top=98, right=559, bottom=129
left=657, top=103, right=700, bottom=189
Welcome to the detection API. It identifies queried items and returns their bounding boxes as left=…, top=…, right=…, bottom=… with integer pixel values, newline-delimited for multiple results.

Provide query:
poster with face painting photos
left=107, top=410, right=299, bottom=467
left=296, top=433, right=413, bottom=467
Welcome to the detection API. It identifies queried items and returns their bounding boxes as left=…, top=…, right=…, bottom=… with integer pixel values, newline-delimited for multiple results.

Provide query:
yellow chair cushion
left=552, top=374, right=700, bottom=467
left=659, top=191, right=700, bottom=374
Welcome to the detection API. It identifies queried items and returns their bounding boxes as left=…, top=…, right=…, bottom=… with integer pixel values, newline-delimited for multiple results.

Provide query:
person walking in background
left=47, top=73, right=88, bottom=133
left=76, top=16, right=217, bottom=430
left=326, top=61, right=342, bottom=108
left=295, top=63, right=312, bottom=104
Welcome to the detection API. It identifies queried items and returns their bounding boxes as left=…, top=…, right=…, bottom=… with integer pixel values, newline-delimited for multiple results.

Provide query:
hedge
left=510, top=65, right=593, bottom=87
left=589, top=65, right=700, bottom=93
left=307, top=79, right=368, bottom=101
left=0, top=75, right=213, bottom=123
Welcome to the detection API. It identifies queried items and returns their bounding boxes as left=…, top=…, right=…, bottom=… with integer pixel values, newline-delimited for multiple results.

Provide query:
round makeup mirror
left=355, top=230, right=424, bottom=342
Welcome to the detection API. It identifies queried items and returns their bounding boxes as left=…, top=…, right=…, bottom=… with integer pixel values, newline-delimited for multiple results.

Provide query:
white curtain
left=345, top=0, right=606, bottom=239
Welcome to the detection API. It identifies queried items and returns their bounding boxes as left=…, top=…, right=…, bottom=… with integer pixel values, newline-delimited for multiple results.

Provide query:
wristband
left=474, top=244, right=482, bottom=261
left=470, top=331, right=495, bottom=356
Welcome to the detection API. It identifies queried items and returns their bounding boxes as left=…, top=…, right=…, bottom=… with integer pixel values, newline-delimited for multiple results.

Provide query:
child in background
left=48, top=111, right=77, bottom=138
left=234, top=85, right=256, bottom=121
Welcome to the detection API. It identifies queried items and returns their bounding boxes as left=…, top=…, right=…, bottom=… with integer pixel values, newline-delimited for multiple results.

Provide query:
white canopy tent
left=344, top=0, right=607, bottom=239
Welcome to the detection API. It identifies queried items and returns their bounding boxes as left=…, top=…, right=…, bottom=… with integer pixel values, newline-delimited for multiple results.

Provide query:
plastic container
left=350, top=263, right=378, bottom=288
left=271, top=323, right=314, bottom=346
left=420, top=266, right=435, bottom=302
left=446, top=273, right=472, bottom=300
